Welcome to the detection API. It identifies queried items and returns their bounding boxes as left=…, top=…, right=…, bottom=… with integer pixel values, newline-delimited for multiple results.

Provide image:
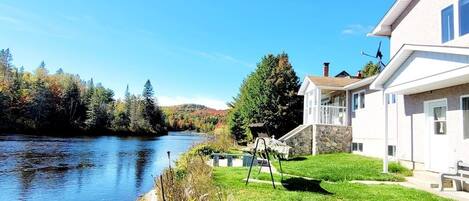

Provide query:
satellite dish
left=361, top=41, right=387, bottom=71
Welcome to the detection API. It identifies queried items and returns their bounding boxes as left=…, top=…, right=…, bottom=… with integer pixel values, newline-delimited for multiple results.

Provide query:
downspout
left=383, top=91, right=389, bottom=173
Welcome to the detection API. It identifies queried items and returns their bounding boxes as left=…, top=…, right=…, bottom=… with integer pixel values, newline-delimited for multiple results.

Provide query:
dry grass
left=152, top=133, right=235, bottom=201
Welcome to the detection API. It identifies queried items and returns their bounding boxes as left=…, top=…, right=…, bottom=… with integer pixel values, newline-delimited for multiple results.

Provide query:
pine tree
left=228, top=53, right=302, bottom=142
left=141, top=80, right=164, bottom=134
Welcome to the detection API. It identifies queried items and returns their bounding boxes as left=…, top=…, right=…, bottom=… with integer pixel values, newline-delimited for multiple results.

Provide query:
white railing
left=318, top=105, right=347, bottom=126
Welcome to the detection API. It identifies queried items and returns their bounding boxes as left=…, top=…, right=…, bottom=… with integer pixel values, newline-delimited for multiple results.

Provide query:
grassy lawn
left=213, top=167, right=450, bottom=201
left=274, top=153, right=412, bottom=182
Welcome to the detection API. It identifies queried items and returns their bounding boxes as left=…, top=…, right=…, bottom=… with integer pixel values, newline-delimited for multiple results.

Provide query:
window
left=388, top=145, right=396, bottom=157
left=460, top=0, right=469, bottom=36
left=352, top=142, right=363, bottom=152
left=433, top=106, right=447, bottom=135
left=353, top=93, right=359, bottom=110
left=352, top=91, right=366, bottom=111
left=441, top=5, right=454, bottom=42
left=462, top=96, right=469, bottom=139
left=387, top=94, right=397, bottom=104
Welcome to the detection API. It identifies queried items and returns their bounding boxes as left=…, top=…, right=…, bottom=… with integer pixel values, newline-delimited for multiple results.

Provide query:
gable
left=383, top=50, right=469, bottom=94
left=385, top=51, right=469, bottom=88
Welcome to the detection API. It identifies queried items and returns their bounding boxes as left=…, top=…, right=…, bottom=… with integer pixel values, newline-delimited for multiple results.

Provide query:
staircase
left=278, top=124, right=308, bottom=141
left=404, top=170, right=469, bottom=201
left=406, top=170, right=442, bottom=189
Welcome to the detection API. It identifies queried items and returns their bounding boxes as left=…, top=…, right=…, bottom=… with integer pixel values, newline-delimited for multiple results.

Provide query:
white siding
left=390, top=0, right=469, bottom=56
left=351, top=88, right=399, bottom=159
left=385, top=51, right=469, bottom=90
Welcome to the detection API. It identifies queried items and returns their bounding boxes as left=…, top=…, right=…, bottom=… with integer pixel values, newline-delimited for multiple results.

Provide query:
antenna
left=361, top=41, right=387, bottom=71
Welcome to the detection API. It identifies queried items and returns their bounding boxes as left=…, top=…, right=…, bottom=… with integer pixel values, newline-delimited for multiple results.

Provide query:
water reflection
left=0, top=132, right=203, bottom=201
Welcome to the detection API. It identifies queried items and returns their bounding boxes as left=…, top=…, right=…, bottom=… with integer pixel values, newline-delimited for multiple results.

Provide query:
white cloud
left=158, top=96, right=229, bottom=110
left=0, top=3, right=76, bottom=39
left=0, top=16, right=21, bottom=24
left=181, top=48, right=255, bottom=68
left=342, top=24, right=374, bottom=36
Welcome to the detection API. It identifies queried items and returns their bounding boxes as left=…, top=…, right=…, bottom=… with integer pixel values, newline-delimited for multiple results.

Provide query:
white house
left=282, top=0, right=469, bottom=178
left=369, top=0, right=469, bottom=174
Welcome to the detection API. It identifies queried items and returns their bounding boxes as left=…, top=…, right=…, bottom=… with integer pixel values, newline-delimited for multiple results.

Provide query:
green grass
left=274, top=153, right=411, bottom=182
left=213, top=167, right=451, bottom=201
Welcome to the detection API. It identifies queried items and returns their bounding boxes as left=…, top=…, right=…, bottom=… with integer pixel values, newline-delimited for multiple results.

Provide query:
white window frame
left=461, top=94, right=469, bottom=140
left=352, top=90, right=366, bottom=112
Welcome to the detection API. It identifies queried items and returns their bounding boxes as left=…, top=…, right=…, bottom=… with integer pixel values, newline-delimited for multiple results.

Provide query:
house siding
left=390, top=0, right=469, bottom=56
left=348, top=85, right=399, bottom=159
left=398, top=83, right=469, bottom=170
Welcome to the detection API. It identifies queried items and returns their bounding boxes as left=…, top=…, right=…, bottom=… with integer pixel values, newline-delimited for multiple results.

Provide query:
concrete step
left=407, top=170, right=455, bottom=189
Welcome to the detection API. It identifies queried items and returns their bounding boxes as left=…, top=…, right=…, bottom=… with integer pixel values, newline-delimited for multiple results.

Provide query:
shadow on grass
left=285, top=157, right=307, bottom=161
left=281, top=177, right=333, bottom=195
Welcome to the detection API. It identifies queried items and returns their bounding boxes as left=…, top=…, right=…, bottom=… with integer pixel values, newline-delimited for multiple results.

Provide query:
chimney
left=323, top=62, right=330, bottom=77
left=357, top=70, right=363, bottom=79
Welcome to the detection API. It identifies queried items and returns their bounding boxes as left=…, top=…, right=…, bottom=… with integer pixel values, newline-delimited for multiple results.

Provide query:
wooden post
left=213, top=154, right=219, bottom=167
left=227, top=155, right=233, bottom=167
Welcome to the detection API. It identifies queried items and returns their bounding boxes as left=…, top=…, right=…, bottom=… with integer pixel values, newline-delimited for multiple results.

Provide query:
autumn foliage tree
left=0, top=48, right=167, bottom=135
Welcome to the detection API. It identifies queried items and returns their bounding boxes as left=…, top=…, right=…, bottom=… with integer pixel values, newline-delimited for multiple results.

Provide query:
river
left=0, top=132, right=204, bottom=201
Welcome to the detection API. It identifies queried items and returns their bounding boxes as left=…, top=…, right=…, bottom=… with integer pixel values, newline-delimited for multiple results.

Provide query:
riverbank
left=139, top=136, right=452, bottom=201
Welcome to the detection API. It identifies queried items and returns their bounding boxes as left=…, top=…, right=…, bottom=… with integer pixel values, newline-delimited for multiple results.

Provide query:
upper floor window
left=442, top=5, right=455, bottom=43
left=352, top=91, right=366, bottom=111
left=460, top=0, right=469, bottom=36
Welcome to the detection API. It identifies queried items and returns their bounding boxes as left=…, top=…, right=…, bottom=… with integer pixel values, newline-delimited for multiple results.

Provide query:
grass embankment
left=213, top=167, right=449, bottom=201
left=143, top=133, right=446, bottom=201
left=274, top=153, right=412, bottom=182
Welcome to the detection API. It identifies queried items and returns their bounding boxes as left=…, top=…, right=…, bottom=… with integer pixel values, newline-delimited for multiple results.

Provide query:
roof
left=308, top=76, right=362, bottom=88
left=369, top=0, right=414, bottom=37
left=370, top=44, right=469, bottom=90
left=344, top=75, right=378, bottom=90
left=335, top=70, right=351, bottom=78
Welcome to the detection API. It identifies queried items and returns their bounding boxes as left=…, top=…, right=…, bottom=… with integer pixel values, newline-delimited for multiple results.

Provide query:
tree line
left=228, top=53, right=303, bottom=144
left=163, top=104, right=226, bottom=133
left=0, top=48, right=166, bottom=135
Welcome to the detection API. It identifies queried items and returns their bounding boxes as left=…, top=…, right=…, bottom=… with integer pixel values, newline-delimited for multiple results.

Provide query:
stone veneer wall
left=283, top=124, right=352, bottom=156
left=283, top=125, right=314, bottom=156
left=314, top=124, right=352, bottom=155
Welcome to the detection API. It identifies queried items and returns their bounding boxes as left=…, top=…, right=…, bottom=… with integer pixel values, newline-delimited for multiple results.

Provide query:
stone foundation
left=314, top=124, right=352, bottom=155
left=283, top=125, right=314, bottom=156
left=282, top=124, right=352, bottom=156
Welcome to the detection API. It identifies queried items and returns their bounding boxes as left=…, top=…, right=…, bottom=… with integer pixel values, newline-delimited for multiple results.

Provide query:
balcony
left=304, top=88, right=348, bottom=126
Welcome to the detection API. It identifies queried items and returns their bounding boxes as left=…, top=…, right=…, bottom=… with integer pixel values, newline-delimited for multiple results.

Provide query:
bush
left=389, top=162, right=413, bottom=176
left=151, top=134, right=235, bottom=201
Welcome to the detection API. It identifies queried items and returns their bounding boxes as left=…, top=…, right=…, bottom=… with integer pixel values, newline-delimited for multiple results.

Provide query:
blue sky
left=0, top=0, right=394, bottom=109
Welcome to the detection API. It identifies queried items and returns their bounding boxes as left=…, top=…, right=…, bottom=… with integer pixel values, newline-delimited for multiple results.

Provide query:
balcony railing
left=317, top=105, right=347, bottom=126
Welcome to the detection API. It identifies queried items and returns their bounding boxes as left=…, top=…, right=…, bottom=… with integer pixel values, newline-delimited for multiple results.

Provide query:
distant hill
left=162, top=104, right=227, bottom=133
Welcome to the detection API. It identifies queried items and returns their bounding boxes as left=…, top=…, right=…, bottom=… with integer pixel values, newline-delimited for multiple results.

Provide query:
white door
left=425, top=100, right=451, bottom=172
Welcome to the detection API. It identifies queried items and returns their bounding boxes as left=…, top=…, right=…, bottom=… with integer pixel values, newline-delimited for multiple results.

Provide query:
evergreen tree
left=228, top=53, right=302, bottom=142
left=28, top=77, right=53, bottom=129
left=61, top=77, right=81, bottom=125
left=141, top=80, right=165, bottom=134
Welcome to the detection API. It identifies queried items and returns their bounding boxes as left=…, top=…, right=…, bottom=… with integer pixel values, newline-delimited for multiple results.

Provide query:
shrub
left=152, top=134, right=235, bottom=201
left=389, top=162, right=413, bottom=176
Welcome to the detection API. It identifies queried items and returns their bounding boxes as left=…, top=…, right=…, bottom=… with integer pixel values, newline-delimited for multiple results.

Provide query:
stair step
left=407, top=171, right=455, bottom=189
